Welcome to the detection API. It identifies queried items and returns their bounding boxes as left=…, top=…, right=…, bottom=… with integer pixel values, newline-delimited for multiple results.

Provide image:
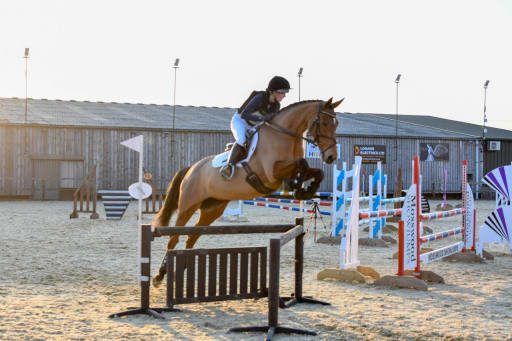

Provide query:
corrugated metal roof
left=1, top=97, right=511, bottom=140
left=336, top=112, right=479, bottom=139
left=0, top=97, right=235, bottom=131
left=373, top=113, right=512, bottom=140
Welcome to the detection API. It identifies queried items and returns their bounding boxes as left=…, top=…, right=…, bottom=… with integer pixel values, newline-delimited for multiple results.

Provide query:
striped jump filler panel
left=398, top=158, right=475, bottom=276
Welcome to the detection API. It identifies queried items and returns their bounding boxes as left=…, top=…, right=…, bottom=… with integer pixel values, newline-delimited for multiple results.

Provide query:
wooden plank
left=268, top=239, right=280, bottom=328
left=170, top=291, right=266, bottom=305
left=260, top=248, right=267, bottom=293
left=175, top=254, right=185, bottom=299
left=279, top=225, right=304, bottom=247
left=219, top=253, right=227, bottom=296
left=166, top=252, right=175, bottom=307
left=197, top=254, right=206, bottom=298
left=229, top=251, right=238, bottom=295
left=168, top=247, right=264, bottom=256
left=186, top=253, right=196, bottom=298
left=208, top=253, right=216, bottom=297
left=240, top=251, right=248, bottom=294
left=250, top=251, right=258, bottom=294
left=295, top=232, right=304, bottom=299
left=153, top=225, right=295, bottom=236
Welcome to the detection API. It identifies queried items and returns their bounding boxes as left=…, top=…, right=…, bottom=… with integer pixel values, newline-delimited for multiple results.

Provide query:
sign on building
left=354, top=145, right=386, bottom=164
left=306, top=143, right=340, bottom=159
left=419, top=143, right=449, bottom=161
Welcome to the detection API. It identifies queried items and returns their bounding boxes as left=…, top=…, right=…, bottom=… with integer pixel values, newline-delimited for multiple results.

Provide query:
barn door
left=32, top=160, right=60, bottom=200
left=60, top=161, right=85, bottom=200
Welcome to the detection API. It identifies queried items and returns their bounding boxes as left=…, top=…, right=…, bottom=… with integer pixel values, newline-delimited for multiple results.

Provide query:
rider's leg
left=220, top=113, right=248, bottom=180
left=220, top=144, right=246, bottom=180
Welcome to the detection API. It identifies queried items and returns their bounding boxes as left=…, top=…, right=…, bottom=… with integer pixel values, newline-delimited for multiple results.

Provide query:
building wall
left=0, top=124, right=483, bottom=198
left=0, top=125, right=233, bottom=198
left=310, top=136, right=481, bottom=196
left=483, top=140, right=512, bottom=174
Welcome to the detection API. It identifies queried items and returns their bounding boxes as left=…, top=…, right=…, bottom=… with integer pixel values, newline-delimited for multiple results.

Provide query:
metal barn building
left=1, top=97, right=511, bottom=200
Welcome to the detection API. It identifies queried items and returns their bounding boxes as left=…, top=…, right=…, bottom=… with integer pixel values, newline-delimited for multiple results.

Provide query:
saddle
left=212, top=122, right=315, bottom=197
left=224, top=123, right=260, bottom=153
left=212, top=123, right=273, bottom=194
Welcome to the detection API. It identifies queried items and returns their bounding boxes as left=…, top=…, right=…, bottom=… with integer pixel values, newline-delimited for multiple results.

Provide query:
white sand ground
left=0, top=199, right=511, bottom=340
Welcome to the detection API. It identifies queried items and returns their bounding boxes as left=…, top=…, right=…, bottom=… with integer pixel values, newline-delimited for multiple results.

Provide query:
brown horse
left=151, top=98, right=343, bottom=287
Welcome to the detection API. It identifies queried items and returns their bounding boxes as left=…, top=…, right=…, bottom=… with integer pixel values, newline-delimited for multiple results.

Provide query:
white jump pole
left=121, top=135, right=152, bottom=283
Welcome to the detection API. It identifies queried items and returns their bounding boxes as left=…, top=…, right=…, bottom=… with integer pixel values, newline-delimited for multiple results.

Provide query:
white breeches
left=231, top=113, right=250, bottom=146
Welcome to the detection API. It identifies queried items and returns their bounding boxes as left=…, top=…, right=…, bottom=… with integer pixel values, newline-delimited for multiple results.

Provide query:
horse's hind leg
left=185, top=199, right=230, bottom=249
left=153, top=204, right=199, bottom=288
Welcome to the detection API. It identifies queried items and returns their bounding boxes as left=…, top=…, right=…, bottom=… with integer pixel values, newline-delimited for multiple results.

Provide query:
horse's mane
left=278, top=99, right=323, bottom=114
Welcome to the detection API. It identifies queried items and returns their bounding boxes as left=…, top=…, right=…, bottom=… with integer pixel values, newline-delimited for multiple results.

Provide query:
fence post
left=91, top=165, right=98, bottom=219
left=397, top=220, right=404, bottom=275
left=268, top=238, right=280, bottom=331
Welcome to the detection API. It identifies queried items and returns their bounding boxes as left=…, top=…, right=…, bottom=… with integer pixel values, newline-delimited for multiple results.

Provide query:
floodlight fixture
left=298, top=67, right=303, bottom=101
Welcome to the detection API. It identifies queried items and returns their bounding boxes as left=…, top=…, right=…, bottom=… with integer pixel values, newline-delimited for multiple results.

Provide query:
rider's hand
left=263, top=114, right=273, bottom=122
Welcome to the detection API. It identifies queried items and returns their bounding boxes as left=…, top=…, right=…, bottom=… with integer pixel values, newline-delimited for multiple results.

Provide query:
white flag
left=121, top=135, right=143, bottom=153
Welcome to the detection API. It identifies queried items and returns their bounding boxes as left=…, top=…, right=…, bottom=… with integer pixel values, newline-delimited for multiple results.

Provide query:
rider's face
left=273, top=91, right=286, bottom=103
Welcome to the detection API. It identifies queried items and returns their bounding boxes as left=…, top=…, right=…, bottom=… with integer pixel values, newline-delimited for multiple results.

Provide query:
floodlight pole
left=394, top=74, right=401, bottom=162
left=24, top=48, right=30, bottom=123
left=172, top=58, right=180, bottom=132
left=298, top=66, right=304, bottom=217
left=482, top=80, right=489, bottom=140
left=298, top=67, right=303, bottom=101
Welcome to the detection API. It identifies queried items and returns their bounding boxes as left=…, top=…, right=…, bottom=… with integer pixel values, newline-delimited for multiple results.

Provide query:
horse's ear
left=323, top=98, right=333, bottom=109
left=332, top=98, right=345, bottom=109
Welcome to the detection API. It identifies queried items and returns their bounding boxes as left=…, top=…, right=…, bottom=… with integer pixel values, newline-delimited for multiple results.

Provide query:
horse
left=151, top=98, right=343, bottom=287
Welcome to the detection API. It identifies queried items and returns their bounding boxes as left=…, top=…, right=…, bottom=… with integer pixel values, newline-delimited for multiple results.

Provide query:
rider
left=220, top=76, right=291, bottom=180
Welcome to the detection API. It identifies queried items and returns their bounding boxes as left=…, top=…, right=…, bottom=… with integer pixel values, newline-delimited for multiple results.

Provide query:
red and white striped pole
left=414, top=156, right=421, bottom=274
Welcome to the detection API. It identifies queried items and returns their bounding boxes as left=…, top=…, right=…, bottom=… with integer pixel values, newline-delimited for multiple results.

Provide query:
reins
left=264, top=102, right=338, bottom=156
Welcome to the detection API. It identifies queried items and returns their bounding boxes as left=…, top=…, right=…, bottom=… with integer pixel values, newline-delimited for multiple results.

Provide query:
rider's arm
left=240, top=93, right=266, bottom=124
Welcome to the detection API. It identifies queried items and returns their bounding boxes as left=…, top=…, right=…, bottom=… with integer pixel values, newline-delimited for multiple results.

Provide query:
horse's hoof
left=152, top=276, right=162, bottom=288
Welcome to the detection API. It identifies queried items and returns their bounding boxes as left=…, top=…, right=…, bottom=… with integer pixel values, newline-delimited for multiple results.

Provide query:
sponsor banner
left=420, top=143, right=449, bottom=161
left=402, top=184, right=418, bottom=271
left=420, top=242, right=463, bottom=264
left=306, top=143, right=340, bottom=159
left=354, top=145, right=386, bottom=164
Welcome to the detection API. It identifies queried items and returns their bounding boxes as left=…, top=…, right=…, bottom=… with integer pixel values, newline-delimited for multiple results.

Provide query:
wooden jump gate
left=70, top=164, right=99, bottom=219
left=110, top=219, right=330, bottom=340
left=166, top=247, right=267, bottom=307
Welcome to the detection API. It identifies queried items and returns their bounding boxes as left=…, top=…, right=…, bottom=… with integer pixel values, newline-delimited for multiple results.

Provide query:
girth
left=241, top=162, right=275, bottom=195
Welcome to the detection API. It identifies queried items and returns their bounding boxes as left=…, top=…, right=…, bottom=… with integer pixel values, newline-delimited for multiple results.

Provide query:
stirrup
left=220, top=164, right=234, bottom=180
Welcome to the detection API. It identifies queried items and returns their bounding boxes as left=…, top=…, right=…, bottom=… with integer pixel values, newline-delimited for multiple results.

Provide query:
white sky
left=1, top=0, right=511, bottom=130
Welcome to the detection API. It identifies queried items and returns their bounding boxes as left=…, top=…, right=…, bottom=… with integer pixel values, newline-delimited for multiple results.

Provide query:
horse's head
left=307, top=98, right=343, bottom=164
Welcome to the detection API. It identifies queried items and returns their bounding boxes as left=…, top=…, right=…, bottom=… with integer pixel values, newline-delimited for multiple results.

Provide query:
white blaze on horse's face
left=313, top=98, right=343, bottom=164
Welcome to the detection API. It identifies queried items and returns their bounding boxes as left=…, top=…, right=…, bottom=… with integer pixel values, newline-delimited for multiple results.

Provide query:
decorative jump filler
left=317, top=157, right=381, bottom=283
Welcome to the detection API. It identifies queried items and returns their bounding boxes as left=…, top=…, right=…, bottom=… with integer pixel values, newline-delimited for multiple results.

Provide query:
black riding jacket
left=238, top=91, right=280, bottom=125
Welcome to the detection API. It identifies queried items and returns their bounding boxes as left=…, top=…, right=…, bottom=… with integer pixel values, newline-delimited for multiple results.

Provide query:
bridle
left=265, top=102, right=338, bottom=157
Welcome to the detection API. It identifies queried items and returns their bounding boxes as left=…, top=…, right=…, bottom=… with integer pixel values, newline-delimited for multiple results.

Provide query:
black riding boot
left=220, top=144, right=246, bottom=180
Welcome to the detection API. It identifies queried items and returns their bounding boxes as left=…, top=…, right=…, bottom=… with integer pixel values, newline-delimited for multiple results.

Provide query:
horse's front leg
left=274, top=158, right=324, bottom=200
left=274, top=159, right=307, bottom=186
left=299, top=167, right=325, bottom=199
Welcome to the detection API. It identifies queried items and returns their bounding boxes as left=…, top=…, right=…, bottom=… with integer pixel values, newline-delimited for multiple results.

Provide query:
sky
left=1, top=0, right=511, bottom=130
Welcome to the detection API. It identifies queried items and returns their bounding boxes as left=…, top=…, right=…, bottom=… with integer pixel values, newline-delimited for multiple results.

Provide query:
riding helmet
left=267, top=76, right=291, bottom=93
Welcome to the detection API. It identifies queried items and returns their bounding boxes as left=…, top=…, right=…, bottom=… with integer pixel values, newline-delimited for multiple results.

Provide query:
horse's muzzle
left=324, top=154, right=335, bottom=164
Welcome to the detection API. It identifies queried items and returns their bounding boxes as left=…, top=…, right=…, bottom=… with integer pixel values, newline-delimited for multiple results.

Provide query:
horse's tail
left=151, top=166, right=191, bottom=227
